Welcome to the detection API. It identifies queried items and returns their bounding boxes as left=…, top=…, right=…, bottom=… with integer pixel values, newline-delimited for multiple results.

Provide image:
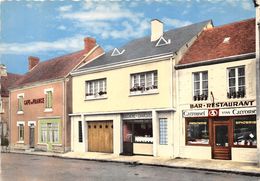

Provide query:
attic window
left=111, top=48, right=125, bottom=56
left=156, top=36, right=171, bottom=47
left=223, top=37, right=230, bottom=44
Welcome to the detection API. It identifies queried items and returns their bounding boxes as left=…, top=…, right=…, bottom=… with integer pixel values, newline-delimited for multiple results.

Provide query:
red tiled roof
left=179, top=18, right=255, bottom=65
left=1, top=73, right=23, bottom=97
left=14, top=49, right=89, bottom=88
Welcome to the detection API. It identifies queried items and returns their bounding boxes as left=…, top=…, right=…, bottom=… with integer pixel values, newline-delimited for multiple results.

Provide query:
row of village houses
left=0, top=17, right=258, bottom=162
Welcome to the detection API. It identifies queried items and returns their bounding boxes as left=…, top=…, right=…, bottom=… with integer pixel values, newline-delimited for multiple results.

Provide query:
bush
left=1, top=136, right=9, bottom=146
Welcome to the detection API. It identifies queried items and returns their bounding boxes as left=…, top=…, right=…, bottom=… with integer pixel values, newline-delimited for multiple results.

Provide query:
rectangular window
left=85, top=78, right=107, bottom=98
left=186, top=118, right=209, bottom=145
left=227, top=66, right=245, bottom=99
left=18, top=124, right=24, bottom=141
left=0, top=99, right=3, bottom=113
left=45, top=91, right=53, bottom=108
left=159, top=118, right=168, bottom=145
left=18, top=95, right=23, bottom=112
left=233, top=116, right=256, bottom=147
left=40, top=120, right=60, bottom=144
left=78, top=121, right=83, bottom=143
left=193, top=71, right=208, bottom=101
left=130, top=70, right=158, bottom=93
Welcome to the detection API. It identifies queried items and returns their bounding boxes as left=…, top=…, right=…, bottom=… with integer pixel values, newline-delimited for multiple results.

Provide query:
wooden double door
left=87, top=121, right=113, bottom=153
left=212, top=120, right=231, bottom=160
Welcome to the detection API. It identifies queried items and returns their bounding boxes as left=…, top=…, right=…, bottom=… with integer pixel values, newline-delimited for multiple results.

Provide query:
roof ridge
left=205, top=18, right=255, bottom=31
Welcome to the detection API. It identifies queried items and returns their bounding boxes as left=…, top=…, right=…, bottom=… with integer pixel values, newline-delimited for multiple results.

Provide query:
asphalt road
left=0, top=153, right=259, bottom=181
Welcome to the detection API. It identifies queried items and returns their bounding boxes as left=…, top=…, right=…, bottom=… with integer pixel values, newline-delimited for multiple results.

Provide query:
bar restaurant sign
left=24, top=98, right=44, bottom=105
left=183, top=100, right=256, bottom=118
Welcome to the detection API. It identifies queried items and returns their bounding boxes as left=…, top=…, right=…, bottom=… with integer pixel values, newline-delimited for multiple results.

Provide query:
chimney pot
left=151, top=19, right=164, bottom=42
left=28, top=56, right=40, bottom=71
left=84, top=37, right=96, bottom=52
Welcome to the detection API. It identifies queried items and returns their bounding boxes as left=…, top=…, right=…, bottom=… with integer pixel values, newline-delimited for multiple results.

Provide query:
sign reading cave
left=24, top=98, right=44, bottom=105
left=190, top=100, right=255, bottom=109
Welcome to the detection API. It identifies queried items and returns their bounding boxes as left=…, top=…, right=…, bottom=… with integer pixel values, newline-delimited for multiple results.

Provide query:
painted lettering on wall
left=190, top=100, right=255, bottom=109
left=24, top=98, right=44, bottom=105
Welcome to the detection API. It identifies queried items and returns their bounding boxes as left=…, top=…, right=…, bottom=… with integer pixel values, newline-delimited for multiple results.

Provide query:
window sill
left=186, top=143, right=210, bottom=147
left=44, top=108, right=53, bottom=113
left=52, top=143, right=62, bottom=146
left=17, top=141, right=24, bottom=144
left=129, top=90, right=159, bottom=97
left=17, top=111, right=24, bottom=115
left=85, top=95, right=107, bottom=101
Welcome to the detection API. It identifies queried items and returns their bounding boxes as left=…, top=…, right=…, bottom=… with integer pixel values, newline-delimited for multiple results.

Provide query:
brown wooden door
left=87, top=121, right=113, bottom=153
left=212, top=121, right=231, bottom=160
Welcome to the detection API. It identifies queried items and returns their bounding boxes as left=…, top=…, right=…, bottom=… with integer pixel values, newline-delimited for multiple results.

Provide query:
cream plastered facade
left=71, top=58, right=177, bottom=157
left=177, top=58, right=257, bottom=162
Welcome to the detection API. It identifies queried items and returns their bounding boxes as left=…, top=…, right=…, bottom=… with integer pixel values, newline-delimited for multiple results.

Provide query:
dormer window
left=223, top=37, right=230, bottom=44
left=156, top=36, right=171, bottom=47
left=111, top=48, right=125, bottom=56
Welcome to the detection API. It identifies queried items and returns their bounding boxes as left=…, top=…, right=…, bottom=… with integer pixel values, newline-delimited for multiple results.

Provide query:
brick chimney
left=84, top=37, right=96, bottom=52
left=151, top=19, right=164, bottom=42
left=28, top=56, right=40, bottom=71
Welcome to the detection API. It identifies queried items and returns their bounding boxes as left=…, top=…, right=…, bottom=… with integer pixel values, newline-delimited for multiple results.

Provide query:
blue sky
left=0, top=0, right=255, bottom=74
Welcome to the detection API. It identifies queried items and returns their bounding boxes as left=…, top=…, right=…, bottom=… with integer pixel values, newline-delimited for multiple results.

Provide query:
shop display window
left=123, top=120, right=153, bottom=143
left=233, top=116, right=256, bottom=147
left=186, top=118, right=209, bottom=145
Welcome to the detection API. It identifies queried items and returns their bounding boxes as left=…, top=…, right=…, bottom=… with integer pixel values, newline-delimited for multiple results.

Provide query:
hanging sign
left=24, top=98, right=44, bottom=105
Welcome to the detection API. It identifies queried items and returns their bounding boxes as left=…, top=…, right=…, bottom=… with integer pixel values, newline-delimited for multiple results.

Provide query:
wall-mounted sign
left=122, top=112, right=152, bottom=120
left=190, top=100, right=255, bottom=109
left=183, top=107, right=256, bottom=118
left=24, top=98, right=44, bottom=105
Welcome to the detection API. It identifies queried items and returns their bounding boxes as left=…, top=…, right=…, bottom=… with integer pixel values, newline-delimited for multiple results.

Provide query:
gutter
left=71, top=52, right=174, bottom=76
left=175, top=52, right=256, bottom=70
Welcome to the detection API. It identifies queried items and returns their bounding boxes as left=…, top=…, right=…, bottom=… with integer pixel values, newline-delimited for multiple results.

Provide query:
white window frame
left=0, top=99, right=4, bottom=113
left=130, top=70, right=158, bottom=96
left=159, top=118, right=168, bottom=145
left=227, top=66, right=246, bottom=98
left=17, top=93, right=24, bottom=114
left=44, top=88, right=54, bottom=112
left=17, top=121, right=25, bottom=143
left=192, top=71, right=208, bottom=101
left=85, top=78, right=107, bottom=100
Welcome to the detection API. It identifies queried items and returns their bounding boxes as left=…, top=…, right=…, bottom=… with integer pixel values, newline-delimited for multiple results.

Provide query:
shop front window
left=186, top=118, right=209, bottom=145
left=233, top=116, right=256, bottom=147
left=123, top=120, right=153, bottom=143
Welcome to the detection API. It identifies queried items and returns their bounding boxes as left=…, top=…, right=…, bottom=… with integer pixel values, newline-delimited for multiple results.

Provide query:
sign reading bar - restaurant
left=190, top=100, right=255, bottom=109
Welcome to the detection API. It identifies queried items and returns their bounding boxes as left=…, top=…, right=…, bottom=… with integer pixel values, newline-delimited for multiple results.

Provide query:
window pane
left=194, top=82, right=200, bottom=90
left=228, top=68, right=235, bottom=78
left=133, top=121, right=153, bottom=143
left=238, top=67, right=245, bottom=76
left=194, top=73, right=199, bottom=81
left=140, top=74, right=145, bottom=87
left=94, top=81, right=98, bottom=94
left=202, top=80, right=208, bottom=89
left=153, top=71, right=158, bottom=86
left=229, top=78, right=235, bottom=87
left=187, top=119, right=209, bottom=145
left=202, top=72, right=208, bottom=80
left=233, top=117, right=256, bottom=147
left=159, top=119, right=168, bottom=145
left=238, top=77, right=245, bottom=86
left=194, top=90, right=200, bottom=96
left=78, top=121, right=83, bottom=143
left=133, top=75, right=139, bottom=87
left=146, top=73, right=152, bottom=87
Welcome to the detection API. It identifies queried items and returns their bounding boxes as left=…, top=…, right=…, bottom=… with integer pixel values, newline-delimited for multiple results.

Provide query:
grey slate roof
left=77, top=20, right=211, bottom=71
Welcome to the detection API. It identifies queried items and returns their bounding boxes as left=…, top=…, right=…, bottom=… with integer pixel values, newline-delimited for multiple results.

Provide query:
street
left=0, top=153, right=259, bottom=181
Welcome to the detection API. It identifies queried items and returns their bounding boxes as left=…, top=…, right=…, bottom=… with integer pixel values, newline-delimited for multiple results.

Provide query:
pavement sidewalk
left=7, top=150, right=260, bottom=176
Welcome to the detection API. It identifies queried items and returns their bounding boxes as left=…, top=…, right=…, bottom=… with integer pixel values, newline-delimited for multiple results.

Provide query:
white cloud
left=58, top=2, right=148, bottom=41
left=57, top=25, right=66, bottom=30
left=0, top=35, right=86, bottom=55
left=26, top=3, right=33, bottom=8
left=58, top=5, right=73, bottom=12
left=241, top=0, right=252, bottom=10
left=162, top=18, right=192, bottom=28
